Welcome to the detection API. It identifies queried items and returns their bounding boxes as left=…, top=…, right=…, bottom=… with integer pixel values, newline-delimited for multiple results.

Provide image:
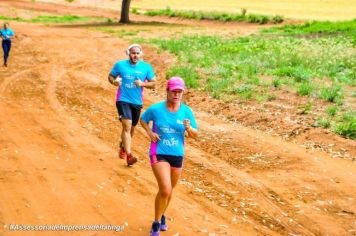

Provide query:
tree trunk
left=120, top=0, right=131, bottom=23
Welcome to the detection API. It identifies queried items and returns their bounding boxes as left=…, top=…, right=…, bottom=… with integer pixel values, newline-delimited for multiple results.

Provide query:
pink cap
left=167, top=77, right=185, bottom=91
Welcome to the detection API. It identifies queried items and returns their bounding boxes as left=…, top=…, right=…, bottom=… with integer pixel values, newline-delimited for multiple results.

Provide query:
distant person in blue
left=1, top=22, right=15, bottom=67
left=108, top=44, right=156, bottom=166
left=140, top=77, right=198, bottom=236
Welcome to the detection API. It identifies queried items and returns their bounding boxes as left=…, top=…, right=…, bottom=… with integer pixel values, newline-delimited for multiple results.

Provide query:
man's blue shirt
left=0, top=28, right=14, bottom=40
left=110, top=59, right=155, bottom=105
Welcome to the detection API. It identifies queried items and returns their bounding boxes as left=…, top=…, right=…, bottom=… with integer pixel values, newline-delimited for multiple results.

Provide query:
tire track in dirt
left=183, top=115, right=356, bottom=235
left=0, top=66, right=49, bottom=101
left=181, top=126, right=318, bottom=235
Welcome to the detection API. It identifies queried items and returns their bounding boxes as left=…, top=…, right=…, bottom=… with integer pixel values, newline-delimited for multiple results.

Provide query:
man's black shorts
left=116, top=101, right=142, bottom=126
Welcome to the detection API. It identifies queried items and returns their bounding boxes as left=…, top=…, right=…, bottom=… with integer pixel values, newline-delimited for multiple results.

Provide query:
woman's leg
left=152, top=162, right=172, bottom=221
left=163, top=167, right=182, bottom=213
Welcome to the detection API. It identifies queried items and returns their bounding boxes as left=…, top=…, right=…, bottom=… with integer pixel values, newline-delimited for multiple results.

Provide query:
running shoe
left=126, top=153, right=137, bottom=166
left=150, top=221, right=160, bottom=236
left=160, top=215, right=168, bottom=231
left=119, top=142, right=126, bottom=159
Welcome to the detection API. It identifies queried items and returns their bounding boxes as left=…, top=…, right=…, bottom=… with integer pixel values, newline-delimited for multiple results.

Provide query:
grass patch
left=297, top=82, right=314, bottom=96
left=298, top=102, right=313, bottom=115
left=315, top=117, right=331, bottom=128
left=319, top=85, right=344, bottom=103
left=271, top=77, right=283, bottom=88
left=333, top=111, right=356, bottom=139
left=149, top=23, right=355, bottom=96
left=334, top=122, right=356, bottom=139
left=166, top=66, right=200, bottom=89
left=103, top=19, right=355, bottom=139
left=262, top=19, right=356, bottom=36
left=0, top=16, right=22, bottom=21
left=95, top=28, right=141, bottom=38
left=231, top=84, right=254, bottom=100
left=326, top=106, right=338, bottom=116
left=256, top=93, right=277, bottom=102
left=0, top=15, right=109, bottom=24
left=140, top=7, right=283, bottom=24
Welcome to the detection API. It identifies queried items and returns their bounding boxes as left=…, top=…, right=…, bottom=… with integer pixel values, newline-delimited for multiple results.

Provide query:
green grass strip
left=0, top=15, right=110, bottom=24
left=135, top=7, right=283, bottom=24
left=262, top=19, right=356, bottom=36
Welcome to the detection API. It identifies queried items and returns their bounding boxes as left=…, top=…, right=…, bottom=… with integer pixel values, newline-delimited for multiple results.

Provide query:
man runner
left=108, top=44, right=156, bottom=166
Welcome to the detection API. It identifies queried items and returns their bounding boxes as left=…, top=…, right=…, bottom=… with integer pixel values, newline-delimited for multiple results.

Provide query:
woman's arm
left=183, top=119, right=198, bottom=139
left=140, top=119, right=160, bottom=142
left=186, top=126, right=198, bottom=139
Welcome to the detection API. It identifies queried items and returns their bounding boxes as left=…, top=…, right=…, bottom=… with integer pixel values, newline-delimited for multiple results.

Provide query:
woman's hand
left=183, top=119, right=191, bottom=130
left=149, top=131, right=160, bottom=143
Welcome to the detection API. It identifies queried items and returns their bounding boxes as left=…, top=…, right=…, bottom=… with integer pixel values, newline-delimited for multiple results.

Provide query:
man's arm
left=108, top=74, right=120, bottom=87
left=135, top=78, right=156, bottom=89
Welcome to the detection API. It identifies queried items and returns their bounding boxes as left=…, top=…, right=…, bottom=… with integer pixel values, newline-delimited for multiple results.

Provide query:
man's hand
left=135, top=79, right=143, bottom=87
left=108, top=75, right=120, bottom=87
left=113, top=76, right=122, bottom=87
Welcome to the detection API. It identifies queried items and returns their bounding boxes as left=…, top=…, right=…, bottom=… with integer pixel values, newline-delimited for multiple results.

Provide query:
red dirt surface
left=0, top=1, right=355, bottom=236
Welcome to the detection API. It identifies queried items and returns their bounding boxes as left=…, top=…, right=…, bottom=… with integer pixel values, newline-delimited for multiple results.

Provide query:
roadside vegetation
left=143, top=19, right=355, bottom=139
left=0, top=15, right=110, bottom=24
left=131, top=7, right=283, bottom=24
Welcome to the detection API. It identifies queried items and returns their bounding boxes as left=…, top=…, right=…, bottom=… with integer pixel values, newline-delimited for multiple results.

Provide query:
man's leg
left=130, top=103, right=142, bottom=139
left=121, top=118, right=137, bottom=166
left=117, top=102, right=130, bottom=159
left=4, top=40, right=10, bottom=65
left=6, top=40, right=11, bottom=63
left=130, top=125, right=135, bottom=137
left=2, top=40, right=7, bottom=65
left=121, top=118, right=133, bottom=155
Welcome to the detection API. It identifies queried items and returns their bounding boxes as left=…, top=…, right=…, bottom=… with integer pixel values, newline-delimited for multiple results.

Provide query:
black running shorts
left=116, top=101, right=142, bottom=126
left=150, top=154, right=184, bottom=168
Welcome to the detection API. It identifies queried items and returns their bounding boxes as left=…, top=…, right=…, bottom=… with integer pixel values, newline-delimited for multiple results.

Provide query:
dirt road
left=0, top=1, right=355, bottom=235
